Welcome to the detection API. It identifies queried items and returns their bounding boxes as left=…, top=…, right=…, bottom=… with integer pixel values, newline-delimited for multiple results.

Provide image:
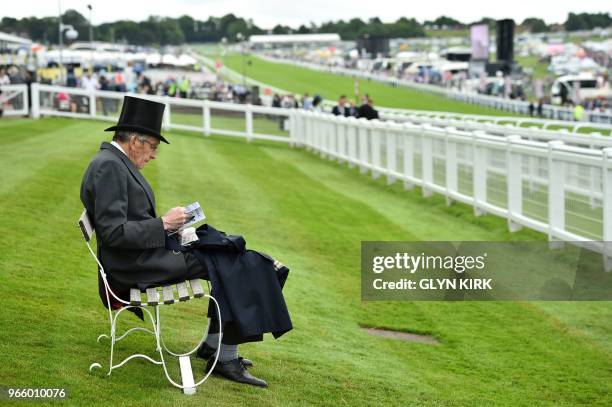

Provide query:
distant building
left=248, top=33, right=341, bottom=50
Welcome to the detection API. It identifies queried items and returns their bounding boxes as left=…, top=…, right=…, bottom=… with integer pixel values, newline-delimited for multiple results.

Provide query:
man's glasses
left=140, top=138, right=159, bottom=152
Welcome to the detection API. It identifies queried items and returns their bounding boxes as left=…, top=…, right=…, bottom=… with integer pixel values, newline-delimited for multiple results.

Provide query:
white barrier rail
left=31, top=83, right=294, bottom=144
left=0, top=84, right=29, bottom=117
left=292, top=112, right=612, bottom=265
left=377, top=108, right=612, bottom=136
left=382, top=112, right=612, bottom=149
left=21, top=84, right=612, bottom=262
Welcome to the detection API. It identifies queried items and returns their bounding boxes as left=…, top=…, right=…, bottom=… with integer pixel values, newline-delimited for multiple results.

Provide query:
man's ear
left=128, top=134, right=138, bottom=150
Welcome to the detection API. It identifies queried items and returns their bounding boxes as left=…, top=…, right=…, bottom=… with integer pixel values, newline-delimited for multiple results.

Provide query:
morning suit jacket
left=357, top=104, right=379, bottom=120
left=332, top=105, right=351, bottom=117
left=80, top=142, right=189, bottom=293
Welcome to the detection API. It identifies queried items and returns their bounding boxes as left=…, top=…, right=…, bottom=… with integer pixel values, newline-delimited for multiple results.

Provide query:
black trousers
left=183, top=252, right=260, bottom=346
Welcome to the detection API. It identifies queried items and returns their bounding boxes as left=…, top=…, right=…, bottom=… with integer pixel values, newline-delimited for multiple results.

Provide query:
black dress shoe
left=206, top=357, right=267, bottom=387
left=197, top=342, right=253, bottom=367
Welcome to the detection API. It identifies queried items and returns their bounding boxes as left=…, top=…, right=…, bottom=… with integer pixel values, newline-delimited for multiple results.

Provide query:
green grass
left=515, top=55, right=549, bottom=81
left=0, top=117, right=611, bottom=406
left=200, top=51, right=520, bottom=117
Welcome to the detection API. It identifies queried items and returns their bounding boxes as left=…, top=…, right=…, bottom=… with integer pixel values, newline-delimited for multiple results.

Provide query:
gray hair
left=112, top=131, right=146, bottom=143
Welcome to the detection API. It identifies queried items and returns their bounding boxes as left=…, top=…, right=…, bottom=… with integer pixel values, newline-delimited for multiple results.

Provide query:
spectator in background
left=0, top=68, right=10, bottom=85
left=167, top=78, right=177, bottom=97
left=574, top=103, right=585, bottom=122
left=0, top=68, right=9, bottom=117
left=312, top=95, right=322, bottom=112
left=281, top=94, right=294, bottom=109
left=114, top=71, right=126, bottom=92
left=81, top=71, right=98, bottom=93
left=272, top=94, right=281, bottom=108
left=66, top=66, right=77, bottom=87
left=301, top=92, right=313, bottom=110
left=332, top=95, right=350, bottom=117
left=99, top=76, right=111, bottom=115
left=537, top=99, right=544, bottom=118
left=348, top=99, right=358, bottom=117
left=179, top=77, right=190, bottom=98
left=357, top=95, right=379, bottom=120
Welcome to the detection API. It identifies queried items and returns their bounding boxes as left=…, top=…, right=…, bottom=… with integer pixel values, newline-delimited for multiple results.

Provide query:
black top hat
left=104, top=96, right=169, bottom=144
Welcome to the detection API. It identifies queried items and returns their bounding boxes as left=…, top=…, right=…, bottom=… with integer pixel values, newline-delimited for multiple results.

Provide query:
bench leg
left=179, top=356, right=196, bottom=395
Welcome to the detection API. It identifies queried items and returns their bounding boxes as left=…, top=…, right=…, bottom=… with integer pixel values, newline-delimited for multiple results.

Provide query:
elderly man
left=80, top=96, right=292, bottom=388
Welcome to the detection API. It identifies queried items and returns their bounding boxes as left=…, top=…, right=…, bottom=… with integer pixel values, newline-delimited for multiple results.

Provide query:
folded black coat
left=172, top=224, right=293, bottom=343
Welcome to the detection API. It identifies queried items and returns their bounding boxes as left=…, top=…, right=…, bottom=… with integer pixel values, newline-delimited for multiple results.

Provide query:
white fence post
left=22, top=85, right=29, bottom=116
left=317, top=114, right=326, bottom=158
left=347, top=119, right=357, bottom=168
left=297, top=112, right=305, bottom=147
left=30, top=83, right=40, bottom=119
left=326, top=118, right=334, bottom=160
left=245, top=104, right=253, bottom=143
left=506, top=135, right=523, bottom=232
left=303, top=113, right=311, bottom=149
left=444, top=127, right=457, bottom=206
left=337, top=118, right=346, bottom=163
left=289, top=111, right=296, bottom=147
left=421, top=126, right=434, bottom=198
left=403, top=123, right=415, bottom=190
left=602, top=148, right=612, bottom=271
left=472, top=131, right=487, bottom=216
left=386, top=121, right=397, bottom=185
left=89, top=91, right=96, bottom=118
left=371, top=120, right=381, bottom=179
left=163, top=103, right=171, bottom=131
left=203, top=101, right=211, bottom=136
left=358, top=119, right=368, bottom=173
left=548, top=140, right=565, bottom=248
left=330, top=116, right=340, bottom=161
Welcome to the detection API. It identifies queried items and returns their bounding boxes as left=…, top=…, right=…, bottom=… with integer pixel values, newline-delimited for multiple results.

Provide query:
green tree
left=425, top=16, right=464, bottom=28
left=227, top=20, right=249, bottom=41
left=565, top=12, right=611, bottom=31
left=521, top=18, right=549, bottom=33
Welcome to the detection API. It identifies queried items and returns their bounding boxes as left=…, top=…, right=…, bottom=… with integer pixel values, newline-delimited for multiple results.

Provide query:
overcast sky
left=3, top=0, right=611, bottom=27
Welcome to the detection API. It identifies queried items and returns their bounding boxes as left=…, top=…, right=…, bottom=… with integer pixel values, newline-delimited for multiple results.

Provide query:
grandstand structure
left=3, top=81, right=612, bottom=267
left=248, top=33, right=342, bottom=48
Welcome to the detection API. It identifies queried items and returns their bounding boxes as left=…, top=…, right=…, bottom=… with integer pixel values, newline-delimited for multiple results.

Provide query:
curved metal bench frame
left=78, top=209, right=221, bottom=394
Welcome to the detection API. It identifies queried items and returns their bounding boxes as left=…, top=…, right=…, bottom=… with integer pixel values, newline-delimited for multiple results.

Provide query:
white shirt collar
left=110, top=140, right=127, bottom=156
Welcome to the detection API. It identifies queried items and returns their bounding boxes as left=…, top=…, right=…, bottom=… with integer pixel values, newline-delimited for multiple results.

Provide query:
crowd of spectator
left=269, top=92, right=379, bottom=120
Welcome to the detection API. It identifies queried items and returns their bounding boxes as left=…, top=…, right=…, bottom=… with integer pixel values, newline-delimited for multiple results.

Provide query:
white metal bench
left=78, top=209, right=221, bottom=395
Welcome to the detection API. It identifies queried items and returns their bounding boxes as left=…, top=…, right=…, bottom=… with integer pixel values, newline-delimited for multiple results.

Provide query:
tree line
left=0, top=11, right=610, bottom=46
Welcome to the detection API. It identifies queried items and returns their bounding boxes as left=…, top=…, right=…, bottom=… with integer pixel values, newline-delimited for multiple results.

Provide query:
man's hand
left=161, top=207, right=187, bottom=231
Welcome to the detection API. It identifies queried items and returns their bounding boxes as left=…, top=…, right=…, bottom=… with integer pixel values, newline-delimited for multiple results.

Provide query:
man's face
left=127, top=134, right=160, bottom=169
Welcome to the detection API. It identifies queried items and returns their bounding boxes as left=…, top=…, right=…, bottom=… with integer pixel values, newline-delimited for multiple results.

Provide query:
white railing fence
left=0, top=84, right=29, bottom=117
left=30, top=83, right=294, bottom=144
left=11, top=83, right=612, bottom=265
left=382, top=112, right=612, bottom=149
left=291, top=112, right=612, bottom=267
left=377, top=109, right=612, bottom=136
